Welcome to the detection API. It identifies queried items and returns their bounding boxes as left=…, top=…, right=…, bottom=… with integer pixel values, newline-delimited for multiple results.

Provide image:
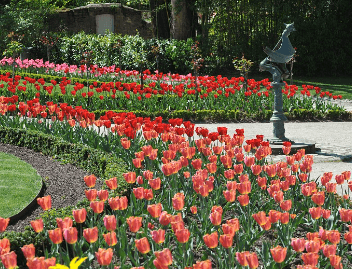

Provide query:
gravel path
left=0, top=143, right=102, bottom=233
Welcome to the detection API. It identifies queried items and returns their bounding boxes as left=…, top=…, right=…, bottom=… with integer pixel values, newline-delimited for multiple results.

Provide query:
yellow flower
left=49, top=257, right=87, bottom=269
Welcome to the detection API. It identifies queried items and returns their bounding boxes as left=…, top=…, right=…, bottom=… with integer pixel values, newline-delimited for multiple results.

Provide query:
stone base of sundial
left=269, top=141, right=316, bottom=155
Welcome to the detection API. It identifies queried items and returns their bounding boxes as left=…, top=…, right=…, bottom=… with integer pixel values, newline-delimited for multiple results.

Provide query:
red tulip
left=48, top=228, right=63, bottom=244
left=83, top=227, right=99, bottom=243
left=0, top=251, right=17, bottom=269
left=237, top=181, right=251, bottom=194
left=85, top=189, right=97, bottom=201
left=21, top=244, right=35, bottom=259
left=326, top=182, right=337, bottom=193
left=329, top=255, right=342, bottom=268
left=322, top=244, right=337, bottom=258
left=175, top=228, right=191, bottom=243
left=311, top=191, right=325, bottom=206
left=309, top=207, right=322, bottom=220
left=37, top=195, right=51, bottom=211
left=327, top=230, right=340, bottom=244
left=123, top=172, right=136, bottom=183
left=223, top=189, right=236, bottom=202
left=90, top=200, right=104, bottom=214
left=301, top=252, right=319, bottom=266
left=172, top=193, right=185, bottom=211
left=108, top=196, right=128, bottom=211
left=305, top=240, right=320, bottom=253
left=246, top=252, right=259, bottom=269
left=0, top=238, right=10, bottom=255
left=135, top=237, right=150, bottom=254
left=291, top=238, right=306, bottom=252
left=236, top=251, right=250, bottom=266
left=84, top=174, right=97, bottom=188
left=103, top=231, right=118, bottom=246
left=127, top=216, right=143, bottom=232
left=154, top=248, right=173, bottom=266
left=98, top=189, right=109, bottom=201
left=0, top=217, right=10, bottom=232
left=147, top=203, right=163, bottom=218
left=251, top=164, right=262, bottom=176
left=280, top=200, right=292, bottom=211
left=192, top=260, right=212, bottom=269
left=63, top=227, right=78, bottom=244
left=72, top=208, right=87, bottom=223
left=30, top=219, right=43, bottom=233
left=95, top=248, right=113, bottom=266
left=133, top=187, right=145, bottom=199
left=280, top=212, right=290, bottom=224
left=105, top=177, right=118, bottom=190
left=159, top=211, right=171, bottom=226
left=219, top=234, right=233, bottom=248
left=144, top=188, right=153, bottom=200
left=149, top=177, right=161, bottom=190
left=190, top=206, right=197, bottom=214
left=233, top=164, right=243, bottom=174
left=237, top=194, right=249, bottom=206
left=270, top=245, right=287, bottom=263
left=103, top=215, right=117, bottom=231
left=151, top=229, right=165, bottom=244
left=56, top=217, right=73, bottom=230
left=191, top=159, right=202, bottom=170
left=253, top=211, right=268, bottom=226
left=203, top=231, right=218, bottom=248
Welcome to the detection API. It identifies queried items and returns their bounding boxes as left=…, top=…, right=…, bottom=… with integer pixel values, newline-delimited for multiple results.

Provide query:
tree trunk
left=171, top=0, right=193, bottom=40
left=150, top=0, right=171, bottom=39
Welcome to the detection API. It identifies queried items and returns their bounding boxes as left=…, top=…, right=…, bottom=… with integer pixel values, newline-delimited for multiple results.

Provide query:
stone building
left=48, top=3, right=153, bottom=38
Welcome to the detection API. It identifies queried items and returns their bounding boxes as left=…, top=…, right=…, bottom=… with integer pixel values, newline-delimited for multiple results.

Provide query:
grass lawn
left=0, top=152, right=42, bottom=218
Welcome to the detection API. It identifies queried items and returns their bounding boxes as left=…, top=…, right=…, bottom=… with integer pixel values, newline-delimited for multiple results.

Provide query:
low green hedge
left=0, top=126, right=128, bottom=266
left=93, top=108, right=352, bottom=122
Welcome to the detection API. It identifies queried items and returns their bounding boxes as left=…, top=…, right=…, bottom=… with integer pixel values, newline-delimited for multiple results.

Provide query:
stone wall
left=48, top=3, right=153, bottom=38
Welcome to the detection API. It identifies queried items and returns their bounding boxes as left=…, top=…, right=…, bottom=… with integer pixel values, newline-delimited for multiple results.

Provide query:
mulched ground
left=0, top=143, right=102, bottom=233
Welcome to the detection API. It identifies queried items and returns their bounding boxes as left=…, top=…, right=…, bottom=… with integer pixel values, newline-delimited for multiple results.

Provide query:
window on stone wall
left=96, top=14, right=114, bottom=35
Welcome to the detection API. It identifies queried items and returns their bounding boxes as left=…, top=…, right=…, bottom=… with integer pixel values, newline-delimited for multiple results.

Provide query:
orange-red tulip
left=103, top=231, right=118, bottom=246
left=154, top=248, right=173, bottom=266
left=311, top=191, right=325, bottom=206
left=256, top=176, right=267, bottom=189
left=37, top=195, right=51, bottom=211
left=326, top=182, right=337, bottom=193
left=90, top=200, right=104, bottom=214
left=329, top=255, right=342, bottom=268
left=133, top=187, right=145, bottom=199
left=237, top=181, right=251, bottom=194
left=120, top=137, right=131, bottom=149
left=309, top=207, right=322, bottom=220
left=224, top=169, right=235, bottom=180
left=322, top=244, right=337, bottom=258
left=56, top=217, right=73, bottom=230
left=345, top=231, right=352, bottom=244
left=233, top=164, right=244, bottom=174
left=103, top=215, right=117, bottom=231
left=222, top=223, right=237, bottom=236
left=144, top=188, right=153, bottom=200
left=191, top=159, right=202, bottom=170
left=85, top=189, right=97, bottom=201
left=95, top=248, right=113, bottom=266
left=148, top=203, right=163, bottom=218
left=123, top=172, right=136, bottom=183
left=251, top=164, right=262, bottom=176
left=190, top=206, right=197, bottom=214
left=48, top=228, right=63, bottom=244
left=151, top=229, right=165, bottom=244
left=223, top=189, right=236, bottom=202
left=30, top=219, right=43, bottom=233
left=21, top=244, right=35, bottom=260
left=159, top=211, right=171, bottom=226
left=149, top=177, right=161, bottom=190
left=305, top=240, right=320, bottom=253
left=270, top=245, right=287, bottom=263
left=83, top=227, right=99, bottom=243
left=237, top=194, right=249, bottom=206
left=0, top=238, right=10, bottom=255
left=280, top=200, right=292, bottom=211
left=72, top=208, right=87, bottom=224
left=322, top=209, right=331, bottom=219
left=203, top=231, right=218, bottom=248
left=339, top=208, right=352, bottom=222
left=291, top=238, right=306, bottom=252
left=280, top=212, right=290, bottom=224
left=105, top=177, right=118, bottom=190
left=84, top=174, right=97, bottom=188
left=301, top=252, right=319, bottom=266
left=98, top=189, right=109, bottom=201
left=175, top=228, right=191, bottom=243
left=236, top=251, right=250, bottom=266
left=193, top=260, right=212, bottom=269
left=172, top=193, right=185, bottom=211
left=327, top=230, right=340, bottom=244
left=135, top=237, right=150, bottom=254
left=252, top=211, right=268, bottom=226
left=127, top=216, right=143, bottom=232
left=0, top=251, right=17, bottom=269
left=246, top=252, right=259, bottom=269
left=0, top=217, right=10, bottom=232
left=63, top=227, right=78, bottom=244
left=219, top=234, right=233, bottom=248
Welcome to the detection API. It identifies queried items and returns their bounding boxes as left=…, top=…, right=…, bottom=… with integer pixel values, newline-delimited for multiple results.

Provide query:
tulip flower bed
left=0, top=58, right=346, bottom=120
left=1, top=102, right=352, bottom=268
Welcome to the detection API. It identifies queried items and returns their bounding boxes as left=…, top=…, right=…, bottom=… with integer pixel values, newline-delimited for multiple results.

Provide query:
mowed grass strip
left=0, top=152, right=42, bottom=218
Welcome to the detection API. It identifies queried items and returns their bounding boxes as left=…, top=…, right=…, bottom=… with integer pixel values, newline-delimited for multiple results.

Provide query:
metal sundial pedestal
left=259, top=23, right=315, bottom=154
